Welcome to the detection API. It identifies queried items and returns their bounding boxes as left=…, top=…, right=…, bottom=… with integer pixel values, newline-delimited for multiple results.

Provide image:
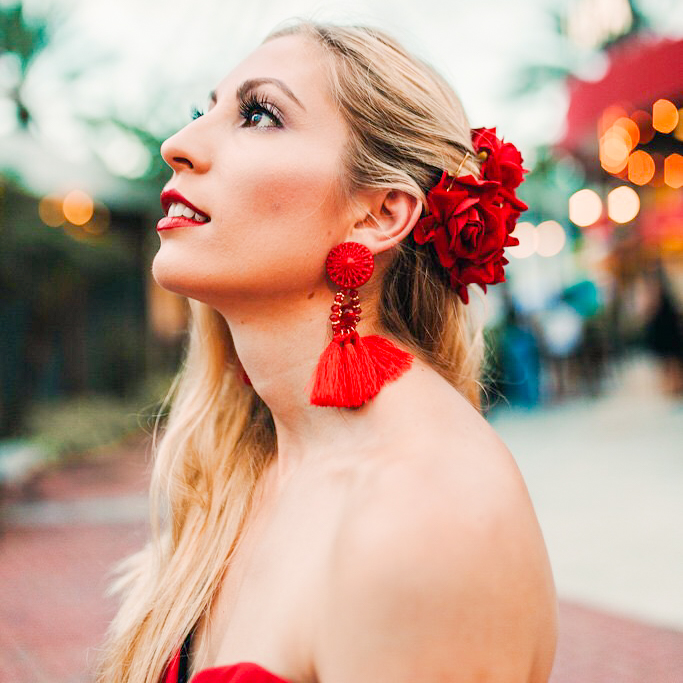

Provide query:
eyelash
left=190, top=93, right=284, bottom=128
left=239, top=92, right=283, bottom=128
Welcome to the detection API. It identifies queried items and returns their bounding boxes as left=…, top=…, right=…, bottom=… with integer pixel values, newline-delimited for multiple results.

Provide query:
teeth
left=167, top=202, right=208, bottom=222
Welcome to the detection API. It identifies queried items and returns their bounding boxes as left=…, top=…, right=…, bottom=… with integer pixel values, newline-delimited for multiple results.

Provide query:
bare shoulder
left=313, top=386, right=558, bottom=682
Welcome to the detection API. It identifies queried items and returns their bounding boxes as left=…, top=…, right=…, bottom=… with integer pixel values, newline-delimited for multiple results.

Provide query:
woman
left=96, top=20, right=557, bottom=683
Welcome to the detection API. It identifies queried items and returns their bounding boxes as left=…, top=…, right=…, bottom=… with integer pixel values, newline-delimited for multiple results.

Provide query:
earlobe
left=351, top=189, right=423, bottom=255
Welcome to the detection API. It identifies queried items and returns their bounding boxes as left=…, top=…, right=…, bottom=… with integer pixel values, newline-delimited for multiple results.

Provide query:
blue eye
left=239, top=93, right=283, bottom=128
left=248, top=111, right=266, bottom=125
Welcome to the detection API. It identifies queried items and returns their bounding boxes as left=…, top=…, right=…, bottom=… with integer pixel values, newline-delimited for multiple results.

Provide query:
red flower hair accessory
left=413, top=127, right=529, bottom=304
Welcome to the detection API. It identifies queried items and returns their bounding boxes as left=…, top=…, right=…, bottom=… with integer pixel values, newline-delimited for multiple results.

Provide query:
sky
left=4, top=0, right=683, bottom=188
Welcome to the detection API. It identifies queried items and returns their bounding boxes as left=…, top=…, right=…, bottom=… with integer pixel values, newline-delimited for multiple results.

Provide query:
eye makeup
left=237, top=90, right=284, bottom=128
left=190, top=87, right=286, bottom=128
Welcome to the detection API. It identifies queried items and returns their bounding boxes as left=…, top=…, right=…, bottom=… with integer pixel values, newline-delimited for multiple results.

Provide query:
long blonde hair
left=95, top=20, right=484, bottom=683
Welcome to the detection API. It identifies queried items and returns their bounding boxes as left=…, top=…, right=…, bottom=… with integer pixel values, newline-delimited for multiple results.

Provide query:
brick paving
left=553, top=602, right=683, bottom=682
left=1, top=430, right=681, bottom=683
left=2, top=433, right=152, bottom=506
left=0, top=522, right=146, bottom=683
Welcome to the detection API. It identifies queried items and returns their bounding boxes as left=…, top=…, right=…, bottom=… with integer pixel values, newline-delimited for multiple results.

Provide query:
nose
left=160, top=120, right=209, bottom=174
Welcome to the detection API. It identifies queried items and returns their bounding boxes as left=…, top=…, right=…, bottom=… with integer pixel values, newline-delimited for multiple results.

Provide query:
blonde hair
left=95, top=21, right=484, bottom=683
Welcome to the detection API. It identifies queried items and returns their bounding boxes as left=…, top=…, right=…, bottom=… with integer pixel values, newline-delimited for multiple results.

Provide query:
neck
left=215, top=286, right=414, bottom=484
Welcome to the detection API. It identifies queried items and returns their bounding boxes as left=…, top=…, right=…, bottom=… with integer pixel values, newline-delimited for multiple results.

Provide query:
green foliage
left=506, top=63, right=575, bottom=99
left=25, top=395, right=141, bottom=463
left=0, top=186, right=137, bottom=324
left=0, top=4, right=48, bottom=71
left=134, top=370, right=179, bottom=427
left=24, top=370, right=177, bottom=463
left=507, top=0, right=653, bottom=100
left=516, top=145, right=585, bottom=238
left=85, top=117, right=170, bottom=185
left=0, top=3, right=51, bottom=127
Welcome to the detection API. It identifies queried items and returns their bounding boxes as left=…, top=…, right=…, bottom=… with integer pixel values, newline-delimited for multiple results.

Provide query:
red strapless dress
left=162, top=642, right=291, bottom=683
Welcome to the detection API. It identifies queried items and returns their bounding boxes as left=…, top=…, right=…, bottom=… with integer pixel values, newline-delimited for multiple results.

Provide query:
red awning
left=558, top=35, right=683, bottom=151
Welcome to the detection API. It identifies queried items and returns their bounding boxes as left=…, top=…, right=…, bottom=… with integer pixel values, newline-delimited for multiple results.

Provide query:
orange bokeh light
left=613, top=117, right=639, bottom=149
left=599, top=104, right=629, bottom=135
left=674, top=109, right=683, bottom=142
left=38, top=194, right=65, bottom=227
left=63, top=190, right=94, bottom=226
left=627, top=150, right=655, bottom=185
left=652, top=99, right=678, bottom=134
left=631, top=110, right=655, bottom=144
left=600, top=134, right=631, bottom=173
left=600, top=126, right=631, bottom=173
left=664, top=154, right=683, bottom=189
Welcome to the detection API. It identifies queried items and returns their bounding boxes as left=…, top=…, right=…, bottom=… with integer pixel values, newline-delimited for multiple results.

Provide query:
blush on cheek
left=234, top=149, right=343, bottom=226
left=244, top=177, right=321, bottom=219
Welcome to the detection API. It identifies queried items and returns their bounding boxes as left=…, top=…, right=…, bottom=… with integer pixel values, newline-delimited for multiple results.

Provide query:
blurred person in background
left=499, top=298, right=542, bottom=408
left=537, top=301, right=584, bottom=402
left=644, top=265, right=683, bottom=396
left=95, top=21, right=557, bottom=683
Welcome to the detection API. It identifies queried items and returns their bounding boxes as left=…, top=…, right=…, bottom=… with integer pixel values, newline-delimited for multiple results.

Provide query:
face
left=153, top=34, right=351, bottom=309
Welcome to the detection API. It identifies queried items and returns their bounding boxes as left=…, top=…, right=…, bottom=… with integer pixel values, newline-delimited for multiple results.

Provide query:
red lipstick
left=157, top=189, right=210, bottom=231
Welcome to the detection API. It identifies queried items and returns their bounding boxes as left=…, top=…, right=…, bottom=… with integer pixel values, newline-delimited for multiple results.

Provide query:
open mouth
left=165, top=201, right=210, bottom=222
left=160, top=189, right=210, bottom=223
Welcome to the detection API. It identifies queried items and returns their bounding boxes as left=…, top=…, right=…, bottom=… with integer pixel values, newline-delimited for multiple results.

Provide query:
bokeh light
left=63, top=190, right=94, bottom=226
left=62, top=224, right=88, bottom=241
left=38, top=194, right=65, bottom=227
left=652, top=98, right=678, bottom=133
left=599, top=104, right=629, bottom=134
left=600, top=127, right=630, bottom=173
left=506, top=221, right=537, bottom=259
left=664, top=153, right=683, bottom=189
left=627, top=150, right=655, bottom=185
left=536, top=220, right=567, bottom=257
left=82, top=203, right=111, bottom=235
left=569, top=189, right=603, bottom=227
left=613, top=117, right=639, bottom=149
left=673, top=109, right=683, bottom=142
left=607, top=185, right=640, bottom=223
left=631, top=109, right=655, bottom=144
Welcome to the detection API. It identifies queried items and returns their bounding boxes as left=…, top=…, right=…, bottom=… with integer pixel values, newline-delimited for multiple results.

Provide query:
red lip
left=160, top=188, right=210, bottom=221
left=157, top=216, right=207, bottom=231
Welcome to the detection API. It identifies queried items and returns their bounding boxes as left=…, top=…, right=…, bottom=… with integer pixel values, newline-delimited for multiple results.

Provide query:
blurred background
left=0, top=0, right=681, bottom=681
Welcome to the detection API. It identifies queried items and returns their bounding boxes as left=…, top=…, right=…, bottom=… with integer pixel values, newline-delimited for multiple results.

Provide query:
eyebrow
left=209, top=77, right=305, bottom=111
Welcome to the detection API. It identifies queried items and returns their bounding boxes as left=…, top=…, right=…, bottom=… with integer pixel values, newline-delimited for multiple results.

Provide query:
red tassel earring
left=309, top=241, right=413, bottom=408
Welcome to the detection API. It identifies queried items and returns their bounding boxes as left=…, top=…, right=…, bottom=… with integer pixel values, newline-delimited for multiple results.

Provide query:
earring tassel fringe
left=310, top=331, right=413, bottom=408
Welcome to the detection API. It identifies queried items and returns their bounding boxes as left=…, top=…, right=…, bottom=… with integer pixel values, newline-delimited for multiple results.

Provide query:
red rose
left=472, top=126, right=529, bottom=195
left=414, top=172, right=511, bottom=304
left=471, top=127, right=502, bottom=155
left=413, top=129, right=529, bottom=304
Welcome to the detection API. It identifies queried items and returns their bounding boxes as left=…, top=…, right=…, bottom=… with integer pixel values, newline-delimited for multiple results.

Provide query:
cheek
left=210, top=147, right=345, bottom=279
left=231, top=149, right=340, bottom=223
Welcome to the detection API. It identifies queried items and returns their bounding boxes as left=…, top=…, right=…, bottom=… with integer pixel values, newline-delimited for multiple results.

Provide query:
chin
left=151, top=249, right=252, bottom=312
left=151, top=250, right=208, bottom=302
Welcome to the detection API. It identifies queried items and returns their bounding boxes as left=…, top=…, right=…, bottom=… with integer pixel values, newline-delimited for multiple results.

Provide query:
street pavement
left=490, top=354, right=683, bottom=633
left=1, top=357, right=682, bottom=683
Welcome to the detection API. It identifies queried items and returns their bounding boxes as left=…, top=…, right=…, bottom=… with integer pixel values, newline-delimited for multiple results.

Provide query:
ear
left=349, top=189, right=423, bottom=255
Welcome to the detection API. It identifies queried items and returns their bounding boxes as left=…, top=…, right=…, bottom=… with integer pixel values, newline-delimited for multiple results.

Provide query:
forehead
left=216, top=34, right=334, bottom=108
